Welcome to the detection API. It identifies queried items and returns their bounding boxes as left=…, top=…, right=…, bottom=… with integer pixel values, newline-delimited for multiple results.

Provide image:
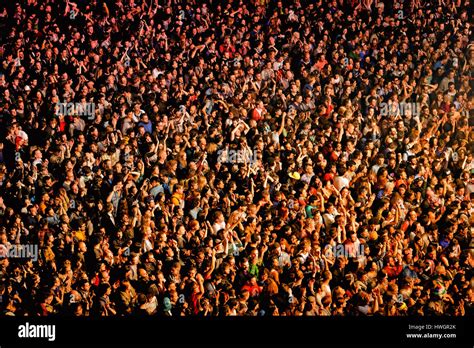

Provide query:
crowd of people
left=0, top=0, right=473, bottom=317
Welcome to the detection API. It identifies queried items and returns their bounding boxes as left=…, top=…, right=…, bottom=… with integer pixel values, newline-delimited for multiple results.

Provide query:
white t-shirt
left=334, top=175, right=349, bottom=191
left=212, top=221, right=226, bottom=235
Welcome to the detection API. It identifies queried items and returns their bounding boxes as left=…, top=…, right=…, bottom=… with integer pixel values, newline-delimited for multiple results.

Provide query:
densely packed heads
left=0, top=0, right=473, bottom=316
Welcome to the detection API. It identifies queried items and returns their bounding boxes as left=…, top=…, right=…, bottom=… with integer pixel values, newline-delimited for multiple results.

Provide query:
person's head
left=78, top=279, right=90, bottom=292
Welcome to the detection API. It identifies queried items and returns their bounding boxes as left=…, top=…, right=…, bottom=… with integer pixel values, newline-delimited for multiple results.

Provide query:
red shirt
left=241, top=284, right=262, bottom=297
left=251, top=107, right=264, bottom=121
left=190, top=293, right=200, bottom=315
left=383, top=264, right=402, bottom=278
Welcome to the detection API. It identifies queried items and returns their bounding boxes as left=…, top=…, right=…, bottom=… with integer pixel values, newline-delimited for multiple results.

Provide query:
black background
left=0, top=316, right=471, bottom=347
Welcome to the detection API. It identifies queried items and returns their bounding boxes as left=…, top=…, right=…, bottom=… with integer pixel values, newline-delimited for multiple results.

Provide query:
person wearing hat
left=288, top=171, right=301, bottom=181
